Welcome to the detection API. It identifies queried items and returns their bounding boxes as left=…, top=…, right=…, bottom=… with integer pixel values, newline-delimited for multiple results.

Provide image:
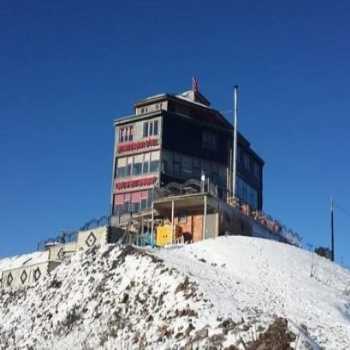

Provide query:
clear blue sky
left=1, top=1, right=349, bottom=266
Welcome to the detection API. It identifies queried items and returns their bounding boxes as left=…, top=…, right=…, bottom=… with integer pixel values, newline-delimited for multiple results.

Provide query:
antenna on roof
left=330, top=197, right=335, bottom=262
left=232, top=85, right=239, bottom=201
left=192, top=76, right=200, bottom=93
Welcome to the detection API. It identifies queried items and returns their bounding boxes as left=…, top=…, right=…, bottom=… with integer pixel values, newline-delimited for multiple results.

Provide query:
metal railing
left=228, top=197, right=303, bottom=247
left=37, top=215, right=111, bottom=251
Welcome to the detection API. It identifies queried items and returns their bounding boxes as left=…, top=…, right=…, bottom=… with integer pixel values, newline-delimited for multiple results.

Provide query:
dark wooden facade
left=111, top=88, right=264, bottom=217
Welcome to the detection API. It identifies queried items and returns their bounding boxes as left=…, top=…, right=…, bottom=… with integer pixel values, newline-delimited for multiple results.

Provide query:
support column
left=203, top=195, right=207, bottom=240
left=171, top=200, right=175, bottom=244
left=151, top=204, right=154, bottom=247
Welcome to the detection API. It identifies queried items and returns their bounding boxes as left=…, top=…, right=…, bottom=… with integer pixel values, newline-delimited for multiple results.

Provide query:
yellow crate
left=156, top=225, right=173, bottom=247
left=156, top=225, right=182, bottom=246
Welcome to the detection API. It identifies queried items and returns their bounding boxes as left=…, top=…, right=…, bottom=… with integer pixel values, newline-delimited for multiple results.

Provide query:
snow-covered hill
left=156, top=236, right=350, bottom=349
left=0, top=236, right=349, bottom=349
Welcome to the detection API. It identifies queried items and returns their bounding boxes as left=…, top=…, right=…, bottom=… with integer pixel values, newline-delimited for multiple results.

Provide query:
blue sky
left=1, top=1, right=349, bottom=266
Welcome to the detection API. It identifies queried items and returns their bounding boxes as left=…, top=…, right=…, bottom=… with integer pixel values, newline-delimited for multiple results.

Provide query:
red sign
left=118, top=138, right=159, bottom=154
left=116, top=176, right=157, bottom=191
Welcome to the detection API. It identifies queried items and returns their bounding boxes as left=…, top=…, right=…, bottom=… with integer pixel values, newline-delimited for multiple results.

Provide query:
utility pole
left=232, top=85, right=239, bottom=200
left=331, top=198, right=335, bottom=262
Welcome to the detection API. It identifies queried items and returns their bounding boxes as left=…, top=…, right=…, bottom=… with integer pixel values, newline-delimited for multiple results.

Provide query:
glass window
left=193, top=158, right=201, bottom=177
left=202, top=131, right=217, bottom=150
left=162, top=150, right=173, bottom=175
left=239, top=147, right=244, bottom=164
left=120, top=128, right=125, bottom=143
left=133, top=202, right=140, bottom=212
left=154, top=120, right=159, bottom=135
left=143, top=122, right=149, bottom=137
left=143, top=119, right=160, bottom=138
left=133, top=155, right=142, bottom=176
left=117, top=166, right=126, bottom=177
left=116, top=158, right=127, bottom=178
left=119, top=126, right=134, bottom=143
left=127, top=156, right=132, bottom=176
left=141, top=199, right=147, bottom=210
left=150, top=160, right=160, bottom=172
left=143, top=153, right=150, bottom=174
left=254, top=162, right=260, bottom=178
left=162, top=160, right=168, bottom=173
left=218, top=166, right=226, bottom=186
left=244, top=154, right=250, bottom=170
left=150, top=151, right=160, bottom=172
left=236, top=176, right=258, bottom=209
left=173, top=153, right=181, bottom=177
left=128, top=126, right=133, bottom=141
left=174, top=162, right=181, bottom=176
left=182, top=156, right=192, bottom=176
left=133, top=163, right=142, bottom=176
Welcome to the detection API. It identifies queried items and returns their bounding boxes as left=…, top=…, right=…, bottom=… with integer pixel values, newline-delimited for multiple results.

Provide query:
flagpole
left=232, top=85, right=239, bottom=200
left=331, top=198, right=335, bottom=262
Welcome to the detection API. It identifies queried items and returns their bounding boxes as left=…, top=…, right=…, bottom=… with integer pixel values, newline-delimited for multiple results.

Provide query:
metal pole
left=331, top=198, right=335, bottom=262
left=171, top=200, right=175, bottom=244
left=232, top=85, right=239, bottom=200
left=151, top=188, right=155, bottom=247
left=203, top=195, right=207, bottom=240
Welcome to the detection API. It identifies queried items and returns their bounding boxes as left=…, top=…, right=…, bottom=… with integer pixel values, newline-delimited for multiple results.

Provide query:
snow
left=0, top=245, right=218, bottom=349
left=155, top=236, right=350, bottom=349
left=176, top=92, right=211, bottom=109
left=0, top=250, right=49, bottom=272
left=0, top=236, right=349, bottom=349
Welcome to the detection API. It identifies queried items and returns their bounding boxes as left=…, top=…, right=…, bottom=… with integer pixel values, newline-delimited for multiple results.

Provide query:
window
left=120, top=128, right=125, bottom=143
left=150, top=151, right=160, bottom=172
left=162, top=150, right=173, bottom=174
left=238, top=147, right=244, bottom=165
left=244, top=154, right=250, bottom=170
left=150, top=160, right=159, bottom=173
left=143, top=122, right=149, bottom=138
left=202, top=131, right=217, bottom=150
left=173, top=153, right=181, bottom=177
left=133, top=154, right=143, bottom=176
left=143, top=119, right=159, bottom=138
left=133, top=202, right=140, bottom=212
left=153, top=120, right=159, bottom=135
left=143, top=160, right=149, bottom=173
left=253, top=162, right=260, bottom=178
left=116, top=158, right=127, bottom=178
left=182, top=156, right=192, bottom=177
left=119, top=125, right=133, bottom=143
left=179, top=216, right=187, bottom=224
left=143, top=153, right=150, bottom=174
left=236, top=177, right=258, bottom=209
left=127, top=157, right=132, bottom=176
left=202, top=160, right=211, bottom=175
left=193, top=158, right=201, bottom=177
left=128, top=126, right=133, bottom=141
left=141, top=199, right=147, bottom=210
left=162, top=160, right=168, bottom=173
left=237, top=147, right=242, bottom=164
left=117, top=166, right=126, bottom=177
